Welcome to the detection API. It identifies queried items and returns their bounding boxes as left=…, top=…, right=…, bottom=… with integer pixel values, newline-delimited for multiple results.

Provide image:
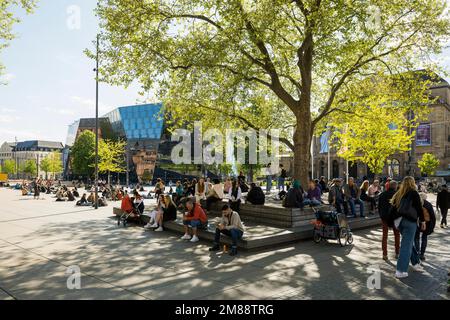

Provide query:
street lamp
left=94, top=34, right=100, bottom=209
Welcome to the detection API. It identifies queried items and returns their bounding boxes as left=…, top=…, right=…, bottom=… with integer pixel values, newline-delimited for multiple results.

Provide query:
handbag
left=398, top=193, right=418, bottom=221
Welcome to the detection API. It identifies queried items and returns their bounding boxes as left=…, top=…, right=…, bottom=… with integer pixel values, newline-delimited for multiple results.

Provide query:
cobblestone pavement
left=0, top=188, right=449, bottom=300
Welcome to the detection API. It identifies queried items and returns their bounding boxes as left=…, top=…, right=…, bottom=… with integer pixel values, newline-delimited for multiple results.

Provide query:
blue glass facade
left=104, top=103, right=164, bottom=140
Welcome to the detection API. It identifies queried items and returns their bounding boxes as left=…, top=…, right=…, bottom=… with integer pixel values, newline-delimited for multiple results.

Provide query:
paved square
left=0, top=188, right=449, bottom=300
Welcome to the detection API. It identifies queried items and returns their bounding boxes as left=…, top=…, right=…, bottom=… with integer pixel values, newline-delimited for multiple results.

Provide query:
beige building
left=312, top=74, right=450, bottom=180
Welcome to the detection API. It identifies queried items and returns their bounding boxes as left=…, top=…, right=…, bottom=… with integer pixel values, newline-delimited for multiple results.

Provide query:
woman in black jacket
left=390, top=176, right=426, bottom=279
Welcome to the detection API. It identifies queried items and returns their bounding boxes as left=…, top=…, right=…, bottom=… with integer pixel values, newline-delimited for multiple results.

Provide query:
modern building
left=311, top=73, right=450, bottom=180
left=65, top=103, right=175, bottom=183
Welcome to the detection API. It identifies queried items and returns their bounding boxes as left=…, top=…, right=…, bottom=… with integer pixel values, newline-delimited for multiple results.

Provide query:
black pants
left=441, top=208, right=448, bottom=225
left=206, top=196, right=220, bottom=211
left=229, top=199, right=241, bottom=213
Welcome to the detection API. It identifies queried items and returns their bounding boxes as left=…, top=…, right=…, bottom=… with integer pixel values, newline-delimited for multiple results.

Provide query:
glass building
left=66, top=103, right=166, bottom=183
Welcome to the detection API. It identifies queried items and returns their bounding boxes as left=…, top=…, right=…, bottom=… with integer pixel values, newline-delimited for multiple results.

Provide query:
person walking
left=437, top=185, right=449, bottom=228
left=390, top=176, right=426, bottom=279
left=377, top=180, right=400, bottom=261
left=278, top=164, right=287, bottom=191
left=415, top=193, right=436, bottom=261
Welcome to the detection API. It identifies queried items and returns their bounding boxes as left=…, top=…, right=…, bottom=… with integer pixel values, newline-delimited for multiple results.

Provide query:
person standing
left=390, top=176, right=426, bottom=279
left=328, top=178, right=348, bottom=215
left=378, top=180, right=400, bottom=261
left=415, top=193, right=436, bottom=261
left=266, top=163, right=273, bottom=194
left=437, top=185, right=449, bottom=228
left=278, top=164, right=287, bottom=191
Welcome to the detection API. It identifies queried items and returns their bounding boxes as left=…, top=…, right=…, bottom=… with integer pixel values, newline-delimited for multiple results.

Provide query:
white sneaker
left=410, top=264, right=424, bottom=272
left=155, top=226, right=163, bottom=232
left=190, top=235, right=199, bottom=243
left=181, top=234, right=191, bottom=240
left=395, top=271, right=409, bottom=279
left=150, top=223, right=159, bottom=228
left=144, top=224, right=152, bottom=229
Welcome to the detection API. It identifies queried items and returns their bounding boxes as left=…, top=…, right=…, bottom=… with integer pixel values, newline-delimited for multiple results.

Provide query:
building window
left=387, top=159, right=400, bottom=177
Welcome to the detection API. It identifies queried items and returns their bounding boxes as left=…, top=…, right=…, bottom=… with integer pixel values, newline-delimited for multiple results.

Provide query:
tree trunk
left=293, top=115, right=312, bottom=188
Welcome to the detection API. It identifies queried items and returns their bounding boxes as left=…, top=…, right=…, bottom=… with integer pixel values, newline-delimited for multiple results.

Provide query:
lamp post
left=94, top=34, right=99, bottom=209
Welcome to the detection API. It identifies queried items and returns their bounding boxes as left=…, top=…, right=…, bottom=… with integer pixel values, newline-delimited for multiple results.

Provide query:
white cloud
left=44, top=106, right=76, bottom=116
left=70, top=95, right=112, bottom=114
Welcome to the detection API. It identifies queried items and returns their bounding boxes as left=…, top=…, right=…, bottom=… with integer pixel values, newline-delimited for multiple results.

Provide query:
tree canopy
left=418, top=153, right=440, bottom=176
left=40, top=151, right=63, bottom=179
left=2, top=159, right=15, bottom=174
left=71, top=130, right=96, bottom=176
left=92, top=0, right=450, bottom=184
left=95, top=139, right=126, bottom=184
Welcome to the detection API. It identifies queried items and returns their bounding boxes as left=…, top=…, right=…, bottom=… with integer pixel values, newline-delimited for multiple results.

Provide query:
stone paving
left=0, top=188, right=449, bottom=300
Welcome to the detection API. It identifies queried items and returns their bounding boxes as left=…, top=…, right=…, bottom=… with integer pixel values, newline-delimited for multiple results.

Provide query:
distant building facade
left=312, top=74, right=450, bottom=180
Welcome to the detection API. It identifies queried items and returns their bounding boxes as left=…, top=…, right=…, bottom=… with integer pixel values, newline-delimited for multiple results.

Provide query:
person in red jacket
left=181, top=199, right=208, bottom=243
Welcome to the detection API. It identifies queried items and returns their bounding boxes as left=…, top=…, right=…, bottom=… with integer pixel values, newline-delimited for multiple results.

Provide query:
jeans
left=183, top=219, right=207, bottom=229
left=347, top=198, right=364, bottom=217
left=414, top=228, right=428, bottom=256
left=397, top=218, right=421, bottom=273
left=334, top=198, right=349, bottom=215
left=214, top=228, right=244, bottom=247
left=381, top=219, right=400, bottom=257
left=303, top=199, right=321, bottom=207
left=278, top=177, right=285, bottom=191
left=266, top=175, right=272, bottom=192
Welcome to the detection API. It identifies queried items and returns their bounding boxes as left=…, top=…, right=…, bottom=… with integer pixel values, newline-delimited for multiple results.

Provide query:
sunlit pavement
left=0, top=188, right=449, bottom=300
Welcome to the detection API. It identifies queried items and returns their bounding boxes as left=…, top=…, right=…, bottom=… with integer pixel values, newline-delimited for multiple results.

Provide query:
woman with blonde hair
left=360, top=180, right=376, bottom=214
left=195, top=177, right=207, bottom=203
left=390, top=176, right=426, bottom=279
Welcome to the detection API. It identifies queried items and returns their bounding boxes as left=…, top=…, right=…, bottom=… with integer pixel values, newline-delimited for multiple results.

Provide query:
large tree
left=93, top=0, right=450, bottom=185
left=71, top=130, right=96, bottom=177
left=40, top=151, right=63, bottom=179
left=95, top=139, right=126, bottom=184
left=0, top=0, right=35, bottom=79
left=2, top=159, right=16, bottom=174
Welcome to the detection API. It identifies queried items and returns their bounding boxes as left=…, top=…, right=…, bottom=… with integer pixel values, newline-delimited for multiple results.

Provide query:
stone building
left=312, top=74, right=450, bottom=181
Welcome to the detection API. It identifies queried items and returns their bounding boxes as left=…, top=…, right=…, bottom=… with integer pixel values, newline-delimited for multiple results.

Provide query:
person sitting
left=154, top=178, right=165, bottom=199
left=181, top=199, right=208, bottom=243
left=205, top=179, right=224, bottom=211
left=283, top=180, right=304, bottom=208
left=360, top=180, right=376, bottom=214
left=303, top=180, right=322, bottom=207
left=76, top=193, right=90, bottom=206
left=368, top=180, right=381, bottom=198
left=72, top=187, right=80, bottom=198
left=195, top=178, right=207, bottom=203
left=97, top=196, right=108, bottom=207
left=223, top=178, right=232, bottom=195
left=172, top=180, right=183, bottom=205
left=145, top=194, right=166, bottom=230
left=246, top=183, right=265, bottom=205
left=133, top=190, right=145, bottom=215
left=228, top=179, right=242, bottom=213
left=55, top=191, right=66, bottom=201
left=87, top=192, right=95, bottom=204
left=146, top=195, right=178, bottom=232
left=343, top=177, right=365, bottom=218
left=67, top=190, right=76, bottom=202
left=209, top=204, right=245, bottom=256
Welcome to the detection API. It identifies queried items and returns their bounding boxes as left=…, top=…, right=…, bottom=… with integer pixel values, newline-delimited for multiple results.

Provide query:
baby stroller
left=117, top=196, right=143, bottom=227
left=312, top=209, right=353, bottom=247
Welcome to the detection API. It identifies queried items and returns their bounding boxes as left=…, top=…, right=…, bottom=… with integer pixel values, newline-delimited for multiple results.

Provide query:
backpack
left=398, top=194, right=417, bottom=222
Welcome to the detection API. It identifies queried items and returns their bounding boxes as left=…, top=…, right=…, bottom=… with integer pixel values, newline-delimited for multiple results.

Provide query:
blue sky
left=0, top=0, right=147, bottom=144
left=0, top=0, right=449, bottom=144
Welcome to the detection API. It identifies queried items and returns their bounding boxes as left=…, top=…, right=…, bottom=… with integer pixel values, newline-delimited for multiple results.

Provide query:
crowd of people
left=8, top=171, right=450, bottom=267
